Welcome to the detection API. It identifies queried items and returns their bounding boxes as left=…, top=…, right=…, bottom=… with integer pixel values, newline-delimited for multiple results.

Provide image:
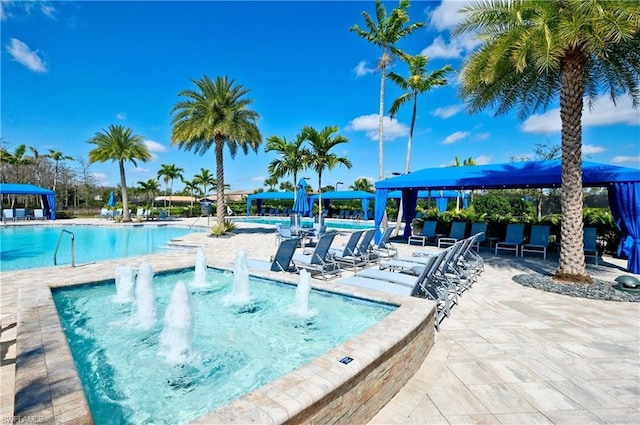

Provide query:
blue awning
left=245, top=191, right=296, bottom=216
left=0, top=183, right=57, bottom=220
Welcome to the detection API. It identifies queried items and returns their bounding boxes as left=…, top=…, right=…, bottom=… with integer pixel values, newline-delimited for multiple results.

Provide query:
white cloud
left=1, top=1, right=57, bottom=21
left=428, top=0, right=472, bottom=32
left=522, top=94, right=640, bottom=133
left=346, top=114, right=409, bottom=141
left=474, top=155, right=492, bottom=165
left=133, top=167, right=150, bottom=173
left=442, top=131, right=470, bottom=145
left=251, top=176, right=265, bottom=182
left=40, top=4, right=56, bottom=18
left=116, top=113, right=126, bottom=120
left=354, top=60, right=375, bottom=77
left=432, top=104, right=463, bottom=119
left=6, top=38, right=47, bottom=73
left=583, top=144, right=605, bottom=155
left=143, top=140, right=167, bottom=153
left=475, top=133, right=490, bottom=141
left=611, top=156, right=640, bottom=164
left=422, top=33, right=480, bottom=60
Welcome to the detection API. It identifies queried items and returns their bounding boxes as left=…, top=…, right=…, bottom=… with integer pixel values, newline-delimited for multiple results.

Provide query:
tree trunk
left=393, top=93, right=417, bottom=238
left=378, top=68, right=385, bottom=182
left=119, top=160, right=131, bottom=222
left=555, top=50, right=590, bottom=282
left=215, top=139, right=225, bottom=224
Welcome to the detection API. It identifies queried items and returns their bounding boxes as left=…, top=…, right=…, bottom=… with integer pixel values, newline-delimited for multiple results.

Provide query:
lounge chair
left=3, top=209, right=15, bottom=222
left=275, top=224, right=296, bottom=245
left=158, top=209, right=170, bottom=220
left=372, top=226, right=398, bottom=259
left=291, top=232, right=340, bottom=280
left=338, top=253, right=438, bottom=296
left=521, top=225, right=551, bottom=259
left=495, top=224, right=525, bottom=256
left=15, top=208, right=26, bottom=220
left=135, top=208, right=144, bottom=218
left=33, top=209, right=46, bottom=220
left=304, top=223, right=327, bottom=247
left=438, top=221, right=467, bottom=248
left=247, top=238, right=300, bottom=272
left=408, top=220, right=437, bottom=246
left=469, top=222, right=487, bottom=251
left=329, top=230, right=367, bottom=270
left=583, top=227, right=599, bottom=265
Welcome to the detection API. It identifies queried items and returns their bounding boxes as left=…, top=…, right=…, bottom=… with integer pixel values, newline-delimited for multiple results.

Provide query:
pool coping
left=11, top=251, right=436, bottom=424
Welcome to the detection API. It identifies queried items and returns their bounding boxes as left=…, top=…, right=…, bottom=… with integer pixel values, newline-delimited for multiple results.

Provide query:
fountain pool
left=52, top=267, right=395, bottom=424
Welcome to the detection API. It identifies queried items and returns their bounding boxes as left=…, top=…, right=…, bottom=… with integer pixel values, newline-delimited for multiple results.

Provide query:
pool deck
left=1, top=217, right=639, bottom=424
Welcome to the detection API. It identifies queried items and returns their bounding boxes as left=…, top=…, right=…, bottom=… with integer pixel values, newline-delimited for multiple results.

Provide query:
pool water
left=53, top=267, right=394, bottom=425
left=233, top=216, right=375, bottom=230
left=0, top=225, right=198, bottom=271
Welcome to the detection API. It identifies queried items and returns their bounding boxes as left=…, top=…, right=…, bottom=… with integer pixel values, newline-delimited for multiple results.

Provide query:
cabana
left=374, top=160, right=640, bottom=273
left=388, top=190, right=468, bottom=213
left=308, top=190, right=375, bottom=220
left=0, top=183, right=57, bottom=220
left=245, top=191, right=296, bottom=216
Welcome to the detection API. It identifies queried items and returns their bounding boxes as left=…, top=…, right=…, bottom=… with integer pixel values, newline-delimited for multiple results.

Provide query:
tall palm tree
left=157, top=163, right=184, bottom=207
left=171, top=75, right=262, bottom=224
left=265, top=132, right=310, bottom=201
left=279, top=181, right=295, bottom=192
left=193, top=168, right=216, bottom=201
left=6, top=144, right=32, bottom=183
left=46, top=149, right=74, bottom=191
left=454, top=0, right=640, bottom=282
left=350, top=0, right=424, bottom=181
left=388, top=54, right=453, bottom=235
left=88, top=124, right=151, bottom=222
left=137, top=178, right=160, bottom=207
left=303, top=126, right=353, bottom=215
left=389, top=55, right=453, bottom=173
left=349, top=177, right=375, bottom=193
left=181, top=179, right=200, bottom=207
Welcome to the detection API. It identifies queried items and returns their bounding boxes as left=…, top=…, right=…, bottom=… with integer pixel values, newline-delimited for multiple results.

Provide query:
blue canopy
left=387, top=189, right=468, bottom=213
left=0, top=183, right=56, bottom=220
left=373, top=160, right=640, bottom=273
left=308, top=190, right=375, bottom=220
left=245, top=191, right=296, bottom=216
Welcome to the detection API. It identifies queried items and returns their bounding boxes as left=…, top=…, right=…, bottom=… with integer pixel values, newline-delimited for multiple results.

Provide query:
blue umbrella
left=292, top=179, right=309, bottom=216
left=107, top=191, right=117, bottom=207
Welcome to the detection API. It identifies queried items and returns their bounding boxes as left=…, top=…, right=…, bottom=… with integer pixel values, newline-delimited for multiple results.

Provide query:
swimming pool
left=53, top=266, right=395, bottom=424
left=232, top=216, right=375, bottom=230
left=0, top=225, right=200, bottom=271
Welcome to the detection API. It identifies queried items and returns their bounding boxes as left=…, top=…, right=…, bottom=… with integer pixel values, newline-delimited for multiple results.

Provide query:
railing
left=53, top=229, right=75, bottom=267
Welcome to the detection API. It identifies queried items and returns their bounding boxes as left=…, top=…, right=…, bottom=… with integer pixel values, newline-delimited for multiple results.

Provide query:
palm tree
left=137, top=178, right=160, bottom=207
left=279, top=181, right=295, bottom=192
left=350, top=0, right=424, bottom=181
left=88, top=124, right=151, bottom=222
left=171, top=75, right=262, bottom=224
left=193, top=168, right=216, bottom=201
left=46, top=149, right=74, bottom=191
left=181, top=179, right=200, bottom=207
left=388, top=54, right=453, bottom=235
left=6, top=144, right=32, bottom=183
left=263, top=175, right=279, bottom=191
left=157, top=163, right=184, bottom=207
left=265, top=132, right=310, bottom=199
left=349, top=177, right=374, bottom=193
left=389, top=55, right=453, bottom=173
left=454, top=0, right=640, bottom=282
left=452, top=156, right=477, bottom=210
left=303, top=126, right=352, bottom=216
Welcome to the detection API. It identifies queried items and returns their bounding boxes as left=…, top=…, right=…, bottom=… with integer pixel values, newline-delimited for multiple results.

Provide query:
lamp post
left=336, top=181, right=344, bottom=191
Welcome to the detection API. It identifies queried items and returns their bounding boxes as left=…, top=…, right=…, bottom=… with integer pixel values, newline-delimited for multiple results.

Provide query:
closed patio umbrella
left=107, top=191, right=117, bottom=207
left=292, top=178, right=309, bottom=227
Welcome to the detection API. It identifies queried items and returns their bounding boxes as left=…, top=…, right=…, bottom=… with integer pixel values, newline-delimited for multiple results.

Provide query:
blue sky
left=2, top=0, right=639, bottom=193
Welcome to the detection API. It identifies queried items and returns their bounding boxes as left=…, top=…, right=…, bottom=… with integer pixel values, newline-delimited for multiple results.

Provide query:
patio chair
left=521, top=225, right=551, bottom=259
left=304, top=223, right=327, bottom=247
left=135, top=208, right=144, bottom=218
left=3, top=209, right=15, bottom=222
left=247, top=238, right=300, bottom=272
left=408, top=220, right=437, bottom=246
left=469, top=222, right=487, bottom=251
left=495, top=224, right=525, bottom=256
left=275, top=224, right=295, bottom=245
left=583, top=227, right=599, bottom=265
left=292, top=232, right=340, bottom=280
left=33, top=209, right=46, bottom=220
left=438, top=221, right=467, bottom=248
left=371, top=226, right=398, bottom=259
left=15, top=208, right=26, bottom=220
left=330, top=230, right=368, bottom=270
left=338, top=251, right=440, bottom=298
